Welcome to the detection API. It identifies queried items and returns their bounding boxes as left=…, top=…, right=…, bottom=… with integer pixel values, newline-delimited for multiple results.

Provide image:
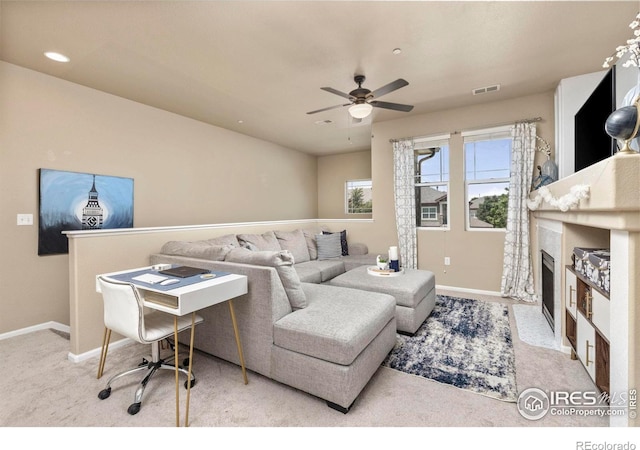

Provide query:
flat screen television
left=574, top=67, right=616, bottom=173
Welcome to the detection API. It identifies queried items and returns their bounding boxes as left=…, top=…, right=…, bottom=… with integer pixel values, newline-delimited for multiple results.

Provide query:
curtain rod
left=388, top=116, right=543, bottom=143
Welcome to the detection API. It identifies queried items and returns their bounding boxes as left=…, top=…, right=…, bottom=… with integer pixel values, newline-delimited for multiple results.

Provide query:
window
left=346, top=179, right=372, bottom=214
left=463, top=126, right=512, bottom=230
left=421, top=206, right=438, bottom=221
left=414, top=134, right=450, bottom=228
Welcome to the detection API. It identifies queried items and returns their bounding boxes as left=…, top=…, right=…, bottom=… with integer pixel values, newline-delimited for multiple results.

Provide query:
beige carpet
left=0, top=290, right=615, bottom=445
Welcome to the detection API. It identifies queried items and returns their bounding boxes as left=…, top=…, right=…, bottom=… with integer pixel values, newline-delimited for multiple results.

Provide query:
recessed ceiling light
left=44, top=51, right=70, bottom=63
left=237, top=120, right=244, bottom=124
left=392, top=48, right=402, bottom=55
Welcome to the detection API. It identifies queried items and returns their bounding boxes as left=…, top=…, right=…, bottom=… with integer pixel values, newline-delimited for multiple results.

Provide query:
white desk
left=97, top=266, right=248, bottom=426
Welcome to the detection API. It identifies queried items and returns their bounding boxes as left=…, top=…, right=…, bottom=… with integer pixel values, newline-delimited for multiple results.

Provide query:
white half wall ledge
left=63, top=218, right=375, bottom=239
left=318, top=218, right=375, bottom=223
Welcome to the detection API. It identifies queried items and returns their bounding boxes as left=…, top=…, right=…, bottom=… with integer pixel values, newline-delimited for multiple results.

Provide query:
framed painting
left=38, top=169, right=134, bottom=255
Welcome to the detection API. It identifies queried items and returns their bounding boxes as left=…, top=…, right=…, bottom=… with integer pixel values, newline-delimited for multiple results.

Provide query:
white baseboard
left=0, top=321, right=70, bottom=341
left=436, top=284, right=502, bottom=298
left=67, top=337, right=132, bottom=364
left=559, top=344, right=572, bottom=354
left=0, top=321, right=132, bottom=364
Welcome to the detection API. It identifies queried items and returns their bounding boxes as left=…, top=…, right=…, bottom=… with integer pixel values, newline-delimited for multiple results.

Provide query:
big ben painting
left=38, top=169, right=134, bottom=255
left=82, top=175, right=104, bottom=230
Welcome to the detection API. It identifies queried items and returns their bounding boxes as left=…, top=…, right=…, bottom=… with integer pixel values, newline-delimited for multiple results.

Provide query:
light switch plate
left=17, top=213, right=33, bottom=226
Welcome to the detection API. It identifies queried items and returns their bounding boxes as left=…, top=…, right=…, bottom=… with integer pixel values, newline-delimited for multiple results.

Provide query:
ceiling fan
left=307, top=75, right=414, bottom=119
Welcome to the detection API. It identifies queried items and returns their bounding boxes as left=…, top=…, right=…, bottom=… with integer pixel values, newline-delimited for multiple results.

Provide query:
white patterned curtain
left=500, top=122, right=537, bottom=302
left=392, top=139, right=417, bottom=269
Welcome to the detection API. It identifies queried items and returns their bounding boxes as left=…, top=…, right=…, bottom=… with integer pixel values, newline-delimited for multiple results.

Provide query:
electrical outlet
left=444, top=257, right=451, bottom=266
left=17, top=214, right=33, bottom=226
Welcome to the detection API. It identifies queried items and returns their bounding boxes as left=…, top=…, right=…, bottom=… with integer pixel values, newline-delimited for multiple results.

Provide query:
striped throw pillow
left=315, top=233, right=342, bottom=260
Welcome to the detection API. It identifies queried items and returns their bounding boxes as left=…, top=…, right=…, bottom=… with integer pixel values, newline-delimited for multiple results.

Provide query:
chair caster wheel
left=98, top=388, right=111, bottom=400
left=184, top=379, right=196, bottom=389
left=127, top=402, right=141, bottom=415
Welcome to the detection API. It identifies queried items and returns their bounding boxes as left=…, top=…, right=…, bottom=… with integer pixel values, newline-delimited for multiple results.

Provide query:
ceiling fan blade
left=321, top=87, right=354, bottom=100
left=369, top=100, right=414, bottom=112
left=306, top=103, right=351, bottom=114
left=370, top=79, right=409, bottom=98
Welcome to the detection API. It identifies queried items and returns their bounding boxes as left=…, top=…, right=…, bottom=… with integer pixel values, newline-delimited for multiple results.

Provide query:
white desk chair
left=96, top=276, right=204, bottom=415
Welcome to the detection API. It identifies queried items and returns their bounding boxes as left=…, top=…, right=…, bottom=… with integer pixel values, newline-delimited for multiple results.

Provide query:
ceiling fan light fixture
left=349, top=103, right=373, bottom=119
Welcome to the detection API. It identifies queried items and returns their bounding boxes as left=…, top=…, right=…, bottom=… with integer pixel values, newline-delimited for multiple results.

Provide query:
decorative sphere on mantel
left=605, top=105, right=638, bottom=141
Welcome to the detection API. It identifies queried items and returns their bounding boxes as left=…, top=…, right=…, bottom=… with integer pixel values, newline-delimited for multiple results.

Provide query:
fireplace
left=541, top=250, right=554, bottom=330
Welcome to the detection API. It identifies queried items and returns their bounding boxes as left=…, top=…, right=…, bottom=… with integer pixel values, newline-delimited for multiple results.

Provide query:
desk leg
left=97, top=327, right=111, bottom=379
left=174, top=317, right=180, bottom=427
left=184, top=312, right=196, bottom=427
left=228, top=299, right=248, bottom=385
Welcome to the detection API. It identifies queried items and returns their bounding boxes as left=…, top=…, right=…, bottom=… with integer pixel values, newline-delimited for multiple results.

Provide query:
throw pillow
left=274, top=229, right=311, bottom=263
left=224, top=247, right=307, bottom=310
left=315, top=232, right=342, bottom=260
left=302, top=228, right=321, bottom=260
left=160, top=240, right=234, bottom=261
left=322, top=230, right=349, bottom=256
left=204, top=233, right=241, bottom=248
left=237, top=231, right=281, bottom=252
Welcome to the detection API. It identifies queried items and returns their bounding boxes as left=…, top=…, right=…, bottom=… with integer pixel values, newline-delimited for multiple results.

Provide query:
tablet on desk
left=158, top=266, right=210, bottom=278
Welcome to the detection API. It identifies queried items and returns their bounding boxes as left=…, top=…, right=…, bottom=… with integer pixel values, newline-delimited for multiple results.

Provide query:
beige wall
left=1, top=58, right=558, bottom=338
left=317, top=150, right=372, bottom=219
left=0, top=62, right=317, bottom=335
left=369, top=92, right=556, bottom=292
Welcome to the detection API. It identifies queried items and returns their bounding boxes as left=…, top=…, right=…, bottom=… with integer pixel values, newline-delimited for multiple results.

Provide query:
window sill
left=417, top=226, right=450, bottom=231
left=465, top=227, right=506, bottom=232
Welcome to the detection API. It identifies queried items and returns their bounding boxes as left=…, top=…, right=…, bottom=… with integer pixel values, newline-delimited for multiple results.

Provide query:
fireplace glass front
left=541, top=250, right=554, bottom=330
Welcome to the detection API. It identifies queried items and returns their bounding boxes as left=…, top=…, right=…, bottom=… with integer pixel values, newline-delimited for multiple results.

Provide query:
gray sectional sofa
left=149, top=228, right=397, bottom=413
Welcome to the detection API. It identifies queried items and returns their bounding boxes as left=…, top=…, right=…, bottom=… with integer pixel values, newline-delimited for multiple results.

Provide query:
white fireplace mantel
left=531, top=152, right=640, bottom=427
left=530, top=153, right=640, bottom=230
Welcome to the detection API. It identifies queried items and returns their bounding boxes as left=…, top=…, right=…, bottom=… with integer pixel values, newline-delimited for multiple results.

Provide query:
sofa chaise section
left=272, top=283, right=396, bottom=412
left=149, top=239, right=395, bottom=412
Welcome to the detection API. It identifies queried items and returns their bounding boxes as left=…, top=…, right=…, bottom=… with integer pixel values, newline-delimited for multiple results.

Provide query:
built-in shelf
left=565, top=265, right=610, bottom=398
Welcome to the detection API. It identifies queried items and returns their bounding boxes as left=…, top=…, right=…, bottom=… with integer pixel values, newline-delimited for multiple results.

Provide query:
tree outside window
left=475, top=189, right=509, bottom=228
left=346, top=180, right=372, bottom=214
left=464, top=127, right=512, bottom=229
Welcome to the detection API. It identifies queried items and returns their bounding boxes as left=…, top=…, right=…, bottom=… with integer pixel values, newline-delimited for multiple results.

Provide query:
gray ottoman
left=328, top=265, right=436, bottom=334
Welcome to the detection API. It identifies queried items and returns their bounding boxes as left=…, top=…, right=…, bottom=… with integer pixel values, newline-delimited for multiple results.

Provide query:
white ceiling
left=0, top=1, right=636, bottom=155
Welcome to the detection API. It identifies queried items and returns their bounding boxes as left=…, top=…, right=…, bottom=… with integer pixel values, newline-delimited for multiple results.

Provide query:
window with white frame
left=345, top=179, right=372, bottom=214
left=421, top=206, right=438, bottom=221
left=463, top=126, right=512, bottom=230
left=414, top=134, right=450, bottom=228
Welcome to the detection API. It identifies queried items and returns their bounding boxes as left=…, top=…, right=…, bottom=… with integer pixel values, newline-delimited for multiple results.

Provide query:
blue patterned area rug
left=382, top=295, right=517, bottom=402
